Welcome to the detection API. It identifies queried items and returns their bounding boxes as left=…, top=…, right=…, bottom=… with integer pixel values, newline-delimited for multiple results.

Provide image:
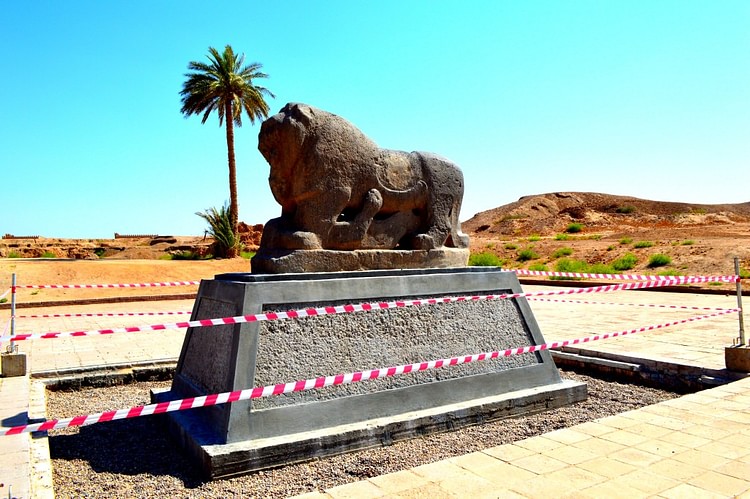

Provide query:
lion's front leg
left=327, top=188, right=383, bottom=250
left=292, top=187, right=380, bottom=250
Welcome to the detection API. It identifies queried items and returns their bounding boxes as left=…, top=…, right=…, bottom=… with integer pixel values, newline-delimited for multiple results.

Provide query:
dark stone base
left=250, top=248, right=470, bottom=274
left=155, top=267, right=586, bottom=479
left=153, top=380, right=586, bottom=480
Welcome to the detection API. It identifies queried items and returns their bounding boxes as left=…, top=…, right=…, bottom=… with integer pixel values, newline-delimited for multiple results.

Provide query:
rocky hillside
left=463, top=192, right=750, bottom=281
left=463, top=192, right=750, bottom=237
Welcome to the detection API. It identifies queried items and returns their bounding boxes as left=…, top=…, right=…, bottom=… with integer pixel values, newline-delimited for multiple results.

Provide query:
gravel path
left=47, top=370, right=679, bottom=498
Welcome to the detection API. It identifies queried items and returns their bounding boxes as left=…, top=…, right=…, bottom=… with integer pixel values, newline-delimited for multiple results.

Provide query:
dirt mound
left=463, top=192, right=750, bottom=236
left=462, top=192, right=750, bottom=284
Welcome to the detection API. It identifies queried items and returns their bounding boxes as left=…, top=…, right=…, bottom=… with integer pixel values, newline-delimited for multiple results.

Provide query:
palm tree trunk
left=224, top=101, right=239, bottom=233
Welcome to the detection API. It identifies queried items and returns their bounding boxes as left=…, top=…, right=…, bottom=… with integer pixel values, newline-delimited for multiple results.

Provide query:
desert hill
left=463, top=192, right=750, bottom=236
left=464, top=192, right=750, bottom=281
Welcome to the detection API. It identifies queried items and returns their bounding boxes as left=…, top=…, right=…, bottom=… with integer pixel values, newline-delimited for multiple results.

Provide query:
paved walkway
left=1, top=284, right=748, bottom=498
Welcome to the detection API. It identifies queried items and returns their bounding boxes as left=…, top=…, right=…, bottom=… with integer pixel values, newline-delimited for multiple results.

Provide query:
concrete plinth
left=155, top=267, right=586, bottom=479
left=725, top=345, right=750, bottom=372
left=1, top=352, right=27, bottom=377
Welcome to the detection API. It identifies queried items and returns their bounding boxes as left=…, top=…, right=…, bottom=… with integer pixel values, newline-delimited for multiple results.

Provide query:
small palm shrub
left=647, top=253, right=671, bottom=268
left=528, top=263, right=548, bottom=271
left=41, top=251, right=56, bottom=258
left=528, top=234, right=541, bottom=242
left=196, top=203, right=240, bottom=258
left=612, top=253, right=638, bottom=271
left=619, top=237, right=633, bottom=245
left=681, top=240, right=695, bottom=246
left=554, top=233, right=570, bottom=241
left=634, top=241, right=654, bottom=249
left=565, top=223, right=584, bottom=233
left=616, top=205, right=636, bottom=214
left=504, top=243, right=517, bottom=250
left=7, top=251, right=22, bottom=258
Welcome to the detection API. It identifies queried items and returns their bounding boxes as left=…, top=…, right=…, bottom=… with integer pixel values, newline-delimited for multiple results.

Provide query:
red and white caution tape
left=0, top=308, right=738, bottom=437
left=12, top=273, right=740, bottom=290
left=16, top=311, right=191, bottom=319
left=527, top=297, right=735, bottom=312
left=0, top=288, right=10, bottom=301
left=514, top=269, right=739, bottom=282
left=15, top=281, right=200, bottom=290
left=0, top=276, right=730, bottom=343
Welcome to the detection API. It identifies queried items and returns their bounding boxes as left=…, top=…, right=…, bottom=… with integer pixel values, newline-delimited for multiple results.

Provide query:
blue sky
left=2, top=1, right=748, bottom=239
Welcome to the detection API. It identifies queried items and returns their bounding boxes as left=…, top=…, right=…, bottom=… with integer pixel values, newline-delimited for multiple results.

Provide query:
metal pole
left=735, top=257, right=745, bottom=346
left=9, top=273, right=16, bottom=353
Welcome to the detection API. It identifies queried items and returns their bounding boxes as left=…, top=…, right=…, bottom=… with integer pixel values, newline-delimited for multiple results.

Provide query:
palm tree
left=180, top=45, right=274, bottom=232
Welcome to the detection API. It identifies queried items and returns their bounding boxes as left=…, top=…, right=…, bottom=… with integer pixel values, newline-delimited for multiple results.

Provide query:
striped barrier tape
left=513, top=269, right=739, bottom=282
left=0, top=275, right=731, bottom=343
left=15, top=281, right=200, bottom=290
left=0, top=307, right=738, bottom=437
left=0, top=288, right=10, bottom=301
left=16, top=311, right=191, bottom=319
left=9, top=274, right=741, bottom=290
left=527, top=297, right=736, bottom=312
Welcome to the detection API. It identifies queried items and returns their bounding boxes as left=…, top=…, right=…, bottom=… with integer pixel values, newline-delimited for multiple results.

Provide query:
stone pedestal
left=250, top=248, right=470, bottom=274
left=725, top=345, right=750, bottom=372
left=1, top=352, right=27, bottom=377
left=154, top=267, right=586, bottom=479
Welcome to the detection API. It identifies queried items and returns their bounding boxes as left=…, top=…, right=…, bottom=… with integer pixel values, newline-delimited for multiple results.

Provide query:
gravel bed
left=47, top=370, right=679, bottom=498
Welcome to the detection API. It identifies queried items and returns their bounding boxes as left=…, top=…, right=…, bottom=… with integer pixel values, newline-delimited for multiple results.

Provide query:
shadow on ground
left=48, top=417, right=206, bottom=488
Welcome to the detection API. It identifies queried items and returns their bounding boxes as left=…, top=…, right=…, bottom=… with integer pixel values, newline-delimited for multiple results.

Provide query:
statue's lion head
left=258, top=103, right=316, bottom=209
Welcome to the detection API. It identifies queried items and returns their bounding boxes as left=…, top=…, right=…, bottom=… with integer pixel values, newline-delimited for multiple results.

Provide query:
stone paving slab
left=295, top=377, right=750, bottom=498
left=0, top=375, right=30, bottom=499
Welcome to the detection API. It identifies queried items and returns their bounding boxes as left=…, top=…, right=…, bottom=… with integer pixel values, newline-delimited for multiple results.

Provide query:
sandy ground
left=0, top=259, right=250, bottom=304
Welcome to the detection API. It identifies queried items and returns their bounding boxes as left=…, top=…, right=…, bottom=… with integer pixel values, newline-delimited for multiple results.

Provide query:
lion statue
left=256, top=103, right=469, bottom=252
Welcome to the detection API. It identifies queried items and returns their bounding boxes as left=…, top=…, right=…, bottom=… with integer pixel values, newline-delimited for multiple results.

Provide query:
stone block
left=1, top=352, right=27, bottom=377
left=725, top=345, right=750, bottom=372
